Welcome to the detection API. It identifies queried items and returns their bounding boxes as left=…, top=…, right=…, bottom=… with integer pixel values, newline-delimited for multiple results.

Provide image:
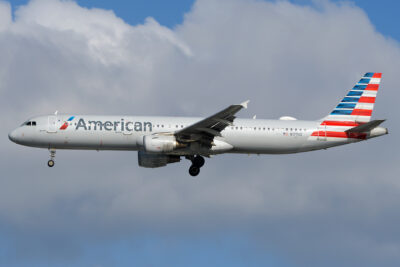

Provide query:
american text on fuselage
left=75, top=118, right=153, bottom=132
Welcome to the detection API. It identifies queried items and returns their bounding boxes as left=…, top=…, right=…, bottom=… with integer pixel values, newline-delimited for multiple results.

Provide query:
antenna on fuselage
left=54, top=110, right=58, bottom=115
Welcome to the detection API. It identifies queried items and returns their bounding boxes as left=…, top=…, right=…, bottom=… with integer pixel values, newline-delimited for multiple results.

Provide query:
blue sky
left=7, top=0, right=400, bottom=41
left=2, top=0, right=400, bottom=266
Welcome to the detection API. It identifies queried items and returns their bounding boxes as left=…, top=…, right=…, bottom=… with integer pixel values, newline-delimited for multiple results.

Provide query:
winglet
left=240, top=100, right=250, bottom=109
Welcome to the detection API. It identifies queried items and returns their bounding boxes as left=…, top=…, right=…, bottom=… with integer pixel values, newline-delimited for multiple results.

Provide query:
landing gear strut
left=188, top=155, right=205, bottom=177
left=48, top=149, right=56, bottom=167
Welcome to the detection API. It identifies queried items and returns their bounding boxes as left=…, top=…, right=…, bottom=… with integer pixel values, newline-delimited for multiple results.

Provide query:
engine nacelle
left=143, top=134, right=184, bottom=153
left=138, top=151, right=180, bottom=168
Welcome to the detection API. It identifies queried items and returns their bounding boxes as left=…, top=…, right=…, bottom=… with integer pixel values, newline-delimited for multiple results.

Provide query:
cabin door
left=317, top=123, right=327, bottom=141
left=47, top=116, right=57, bottom=133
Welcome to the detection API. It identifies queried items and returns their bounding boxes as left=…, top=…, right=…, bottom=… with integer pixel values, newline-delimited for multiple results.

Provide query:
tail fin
left=323, top=72, right=382, bottom=124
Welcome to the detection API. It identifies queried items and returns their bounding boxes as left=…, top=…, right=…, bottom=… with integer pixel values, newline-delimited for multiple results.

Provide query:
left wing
left=175, top=100, right=249, bottom=147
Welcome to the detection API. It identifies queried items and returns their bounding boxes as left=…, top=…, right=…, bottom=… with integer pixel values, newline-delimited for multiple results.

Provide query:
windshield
left=21, top=121, right=37, bottom=126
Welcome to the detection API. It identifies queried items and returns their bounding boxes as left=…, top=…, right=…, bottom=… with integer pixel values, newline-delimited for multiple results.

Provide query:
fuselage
left=8, top=114, right=387, bottom=155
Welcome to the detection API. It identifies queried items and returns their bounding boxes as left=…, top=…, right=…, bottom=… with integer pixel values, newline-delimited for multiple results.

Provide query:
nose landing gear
left=188, top=155, right=205, bottom=177
left=48, top=149, right=56, bottom=167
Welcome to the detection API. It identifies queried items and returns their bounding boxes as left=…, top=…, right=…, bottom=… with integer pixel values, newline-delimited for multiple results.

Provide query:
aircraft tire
left=189, top=165, right=200, bottom=176
left=47, top=160, right=55, bottom=167
left=192, top=156, right=205, bottom=168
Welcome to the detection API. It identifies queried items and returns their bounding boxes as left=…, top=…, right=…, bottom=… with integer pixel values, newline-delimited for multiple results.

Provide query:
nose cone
left=8, top=129, right=18, bottom=143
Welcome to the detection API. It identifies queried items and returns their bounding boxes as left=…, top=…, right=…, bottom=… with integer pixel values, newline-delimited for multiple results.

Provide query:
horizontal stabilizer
left=345, top=119, right=385, bottom=133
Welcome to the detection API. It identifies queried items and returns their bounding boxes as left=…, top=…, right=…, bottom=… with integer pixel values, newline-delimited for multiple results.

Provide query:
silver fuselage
left=8, top=114, right=388, bottom=155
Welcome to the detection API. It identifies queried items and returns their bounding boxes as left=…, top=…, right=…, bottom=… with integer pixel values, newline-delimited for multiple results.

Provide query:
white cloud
left=1, top=0, right=400, bottom=266
left=0, top=1, right=11, bottom=31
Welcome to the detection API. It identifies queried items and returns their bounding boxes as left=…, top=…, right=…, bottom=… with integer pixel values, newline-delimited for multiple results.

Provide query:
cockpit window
left=21, top=121, right=37, bottom=126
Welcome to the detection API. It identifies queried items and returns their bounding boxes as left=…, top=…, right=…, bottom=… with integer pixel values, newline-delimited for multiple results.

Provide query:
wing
left=175, top=100, right=249, bottom=147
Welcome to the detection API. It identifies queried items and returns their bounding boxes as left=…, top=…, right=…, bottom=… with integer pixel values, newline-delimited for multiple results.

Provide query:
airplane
left=8, top=73, right=388, bottom=176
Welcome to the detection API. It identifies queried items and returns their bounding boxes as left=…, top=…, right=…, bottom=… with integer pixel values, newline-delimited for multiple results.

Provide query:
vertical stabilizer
left=323, top=72, right=381, bottom=124
left=312, top=73, right=382, bottom=140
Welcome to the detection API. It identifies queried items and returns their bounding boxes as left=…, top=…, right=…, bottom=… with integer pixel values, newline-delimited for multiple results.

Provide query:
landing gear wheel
left=192, top=155, right=205, bottom=167
left=189, top=165, right=200, bottom=176
left=47, top=159, right=55, bottom=167
left=48, top=148, right=56, bottom=167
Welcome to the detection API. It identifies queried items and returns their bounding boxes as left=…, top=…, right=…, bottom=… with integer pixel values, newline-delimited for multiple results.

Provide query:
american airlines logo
left=74, top=118, right=153, bottom=132
left=59, top=116, right=75, bottom=130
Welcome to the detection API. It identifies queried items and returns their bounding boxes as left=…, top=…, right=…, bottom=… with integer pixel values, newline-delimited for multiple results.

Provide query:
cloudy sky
left=1, top=0, right=399, bottom=266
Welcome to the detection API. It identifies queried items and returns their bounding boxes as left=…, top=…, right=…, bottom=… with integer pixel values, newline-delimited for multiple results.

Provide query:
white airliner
left=9, top=73, right=388, bottom=176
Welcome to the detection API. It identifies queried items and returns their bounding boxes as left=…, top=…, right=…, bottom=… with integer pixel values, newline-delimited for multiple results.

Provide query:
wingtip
left=241, top=100, right=250, bottom=109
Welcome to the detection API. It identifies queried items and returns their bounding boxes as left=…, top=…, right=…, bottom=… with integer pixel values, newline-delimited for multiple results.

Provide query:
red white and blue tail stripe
left=312, top=73, right=382, bottom=140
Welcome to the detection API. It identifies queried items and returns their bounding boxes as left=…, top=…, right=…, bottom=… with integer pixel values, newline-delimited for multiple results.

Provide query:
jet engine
left=138, top=151, right=180, bottom=168
left=143, top=134, right=185, bottom=153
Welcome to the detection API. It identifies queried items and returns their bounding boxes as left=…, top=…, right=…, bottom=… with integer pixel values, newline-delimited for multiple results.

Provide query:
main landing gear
left=47, top=149, right=56, bottom=167
left=188, top=155, right=205, bottom=177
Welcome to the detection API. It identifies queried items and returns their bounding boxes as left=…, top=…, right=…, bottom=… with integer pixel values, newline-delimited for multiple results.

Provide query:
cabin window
left=32, top=121, right=36, bottom=126
left=286, top=128, right=288, bottom=131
